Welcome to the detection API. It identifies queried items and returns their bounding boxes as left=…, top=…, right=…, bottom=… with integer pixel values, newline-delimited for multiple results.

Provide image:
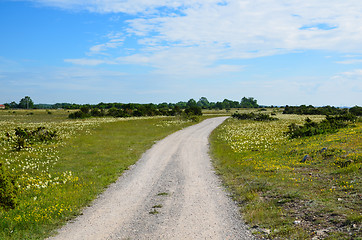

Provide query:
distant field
left=210, top=112, right=361, bottom=239
left=0, top=110, right=202, bottom=239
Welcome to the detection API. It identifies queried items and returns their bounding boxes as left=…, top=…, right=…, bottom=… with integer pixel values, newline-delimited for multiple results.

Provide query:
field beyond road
left=210, top=113, right=361, bottom=239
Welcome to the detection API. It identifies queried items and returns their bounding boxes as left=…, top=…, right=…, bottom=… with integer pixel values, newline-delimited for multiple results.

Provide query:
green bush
left=349, top=106, right=362, bottom=116
left=285, top=115, right=353, bottom=139
left=185, top=106, right=202, bottom=116
left=283, top=105, right=348, bottom=115
left=232, top=112, right=278, bottom=121
left=0, top=162, right=18, bottom=209
left=6, top=127, right=57, bottom=150
left=68, top=110, right=90, bottom=119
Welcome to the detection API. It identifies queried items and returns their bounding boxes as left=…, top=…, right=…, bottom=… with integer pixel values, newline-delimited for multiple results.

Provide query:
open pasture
left=210, top=113, right=361, bottom=239
left=0, top=110, right=196, bottom=239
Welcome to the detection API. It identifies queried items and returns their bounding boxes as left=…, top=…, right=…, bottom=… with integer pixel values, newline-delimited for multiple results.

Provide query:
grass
left=0, top=110, right=199, bottom=239
left=210, top=113, right=361, bottom=239
left=157, top=192, right=169, bottom=196
left=149, top=204, right=163, bottom=215
left=152, top=204, right=163, bottom=209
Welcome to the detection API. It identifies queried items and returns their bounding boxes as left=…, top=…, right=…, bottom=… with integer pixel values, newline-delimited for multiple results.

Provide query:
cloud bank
left=7, top=0, right=360, bottom=105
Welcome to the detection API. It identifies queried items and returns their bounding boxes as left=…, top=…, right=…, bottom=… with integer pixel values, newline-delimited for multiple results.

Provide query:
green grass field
left=210, top=113, right=361, bottom=239
left=2, top=109, right=360, bottom=239
left=0, top=110, right=203, bottom=239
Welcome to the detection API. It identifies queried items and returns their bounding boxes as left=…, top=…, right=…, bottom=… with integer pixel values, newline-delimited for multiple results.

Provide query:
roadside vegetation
left=0, top=110, right=213, bottom=239
left=210, top=111, right=361, bottom=239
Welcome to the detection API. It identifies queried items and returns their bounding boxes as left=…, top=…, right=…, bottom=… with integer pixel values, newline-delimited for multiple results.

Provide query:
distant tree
left=222, top=99, right=231, bottom=110
left=157, top=102, right=169, bottom=110
left=209, top=102, right=216, bottom=109
left=80, top=106, right=90, bottom=114
left=18, top=96, right=34, bottom=109
left=186, top=99, right=197, bottom=108
left=96, top=102, right=107, bottom=109
left=171, top=105, right=182, bottom=115
left=349, top=106, right=362, bottom=116
left=90, top=108, right=105, bottom=117
left=185, top=106, right=202, bottom=116
left=283, top=105, right=348, bottom=115
left=8, top=102, right=18, bottom=109
left=144, top=104, right=157, bottom=116
left=215, top=101, right=224, bottom=110
left=240, top=97, right=258, bottom=108
left=197, top=97, right=210, bottom=109
left=175, top=101, right=187, bottom=109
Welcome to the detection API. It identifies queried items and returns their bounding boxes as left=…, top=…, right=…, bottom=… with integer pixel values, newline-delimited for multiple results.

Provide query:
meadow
left=0, top=109, right=209, bottom=239
left=210, top=111, right=361, bottom=239
left=1, top=108, right=360, bottom=239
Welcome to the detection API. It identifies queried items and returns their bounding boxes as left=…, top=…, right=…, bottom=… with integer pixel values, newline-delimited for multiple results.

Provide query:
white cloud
left=116, top=46, right=245, bottom=77
left=29, top=1, right=362, bottom=52
left=336, top=59, right=362, bottom=64
left=88, top=32, right=125, bottom=55
left=27, top=0, right=362, bottom=78
left=335, top=69, right=362, bottom=78
left=64, top=58, right=112, bottom=66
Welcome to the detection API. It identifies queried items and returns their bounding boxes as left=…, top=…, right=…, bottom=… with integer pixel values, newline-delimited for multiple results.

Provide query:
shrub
left=90, top=108, right=105, bottom=117
left=283, top=105, right=348, bottom=115
left=68, top=110, right=89, bottom=119
left=0, top=162, right=18, bottom=209
left=285, top=115, right=353, bottom=139
left=185, top=106, right=202, bottom=116
left=188, top=115, right=200, bottom=122
left=232, top=112, right=278, bottom=121
left=349, top=106, right=362, bottom=116
left=6, top=127, right=57, bottom=150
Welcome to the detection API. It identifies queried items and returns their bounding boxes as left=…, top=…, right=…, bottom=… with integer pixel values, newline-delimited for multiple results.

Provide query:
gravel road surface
left=49, top=117, right=254, bottom=240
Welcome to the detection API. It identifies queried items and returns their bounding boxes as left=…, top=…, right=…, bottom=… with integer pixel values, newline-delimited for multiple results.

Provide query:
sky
left=0, top=0, right=362, bottom=106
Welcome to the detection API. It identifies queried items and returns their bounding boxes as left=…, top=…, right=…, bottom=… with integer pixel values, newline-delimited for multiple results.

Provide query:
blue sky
left=1, top=0, right=361, bottom=106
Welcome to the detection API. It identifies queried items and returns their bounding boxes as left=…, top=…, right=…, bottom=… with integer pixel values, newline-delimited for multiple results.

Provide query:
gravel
left=48, top=117, right=255, bottom=240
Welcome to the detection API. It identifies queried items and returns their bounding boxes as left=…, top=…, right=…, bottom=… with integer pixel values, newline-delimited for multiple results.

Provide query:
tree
left=240, top=97, right=258, bottom=108
left=350, top=106, right=362, bottom=116
left=185, top=106, right=202, bottom=116
left=18, top=96, right=34, bottom=109
left=197, top=97, right=210, bottom=109
left=175, top=101, right=187, bottom=109
left=186, top=99, right=197, bottom=107
left=9, top=102, right=18, bottom=109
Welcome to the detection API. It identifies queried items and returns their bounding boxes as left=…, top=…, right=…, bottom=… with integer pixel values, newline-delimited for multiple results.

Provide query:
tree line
left=2, top=96, right=260, bottom=110
left=283, top=105, right=362, bottom=116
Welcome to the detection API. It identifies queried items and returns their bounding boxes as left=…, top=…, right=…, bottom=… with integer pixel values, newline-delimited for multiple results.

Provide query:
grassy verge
left=210, top=114, right=361, bottom=239
left=0, top=111, right=198, bottom=239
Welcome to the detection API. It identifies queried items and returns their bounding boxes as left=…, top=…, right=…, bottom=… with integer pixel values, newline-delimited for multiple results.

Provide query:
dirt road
left=49, top=117, right=254, bottom=240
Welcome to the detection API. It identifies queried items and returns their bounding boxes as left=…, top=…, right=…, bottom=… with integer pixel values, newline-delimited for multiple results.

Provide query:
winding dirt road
left=49, top=117, right=254, bottom=240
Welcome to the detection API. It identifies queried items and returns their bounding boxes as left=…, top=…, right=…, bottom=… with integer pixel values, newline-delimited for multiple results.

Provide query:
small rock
left=315, top=228, right=329, bottom=237
left=337, top=198, right=343, bottom=201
